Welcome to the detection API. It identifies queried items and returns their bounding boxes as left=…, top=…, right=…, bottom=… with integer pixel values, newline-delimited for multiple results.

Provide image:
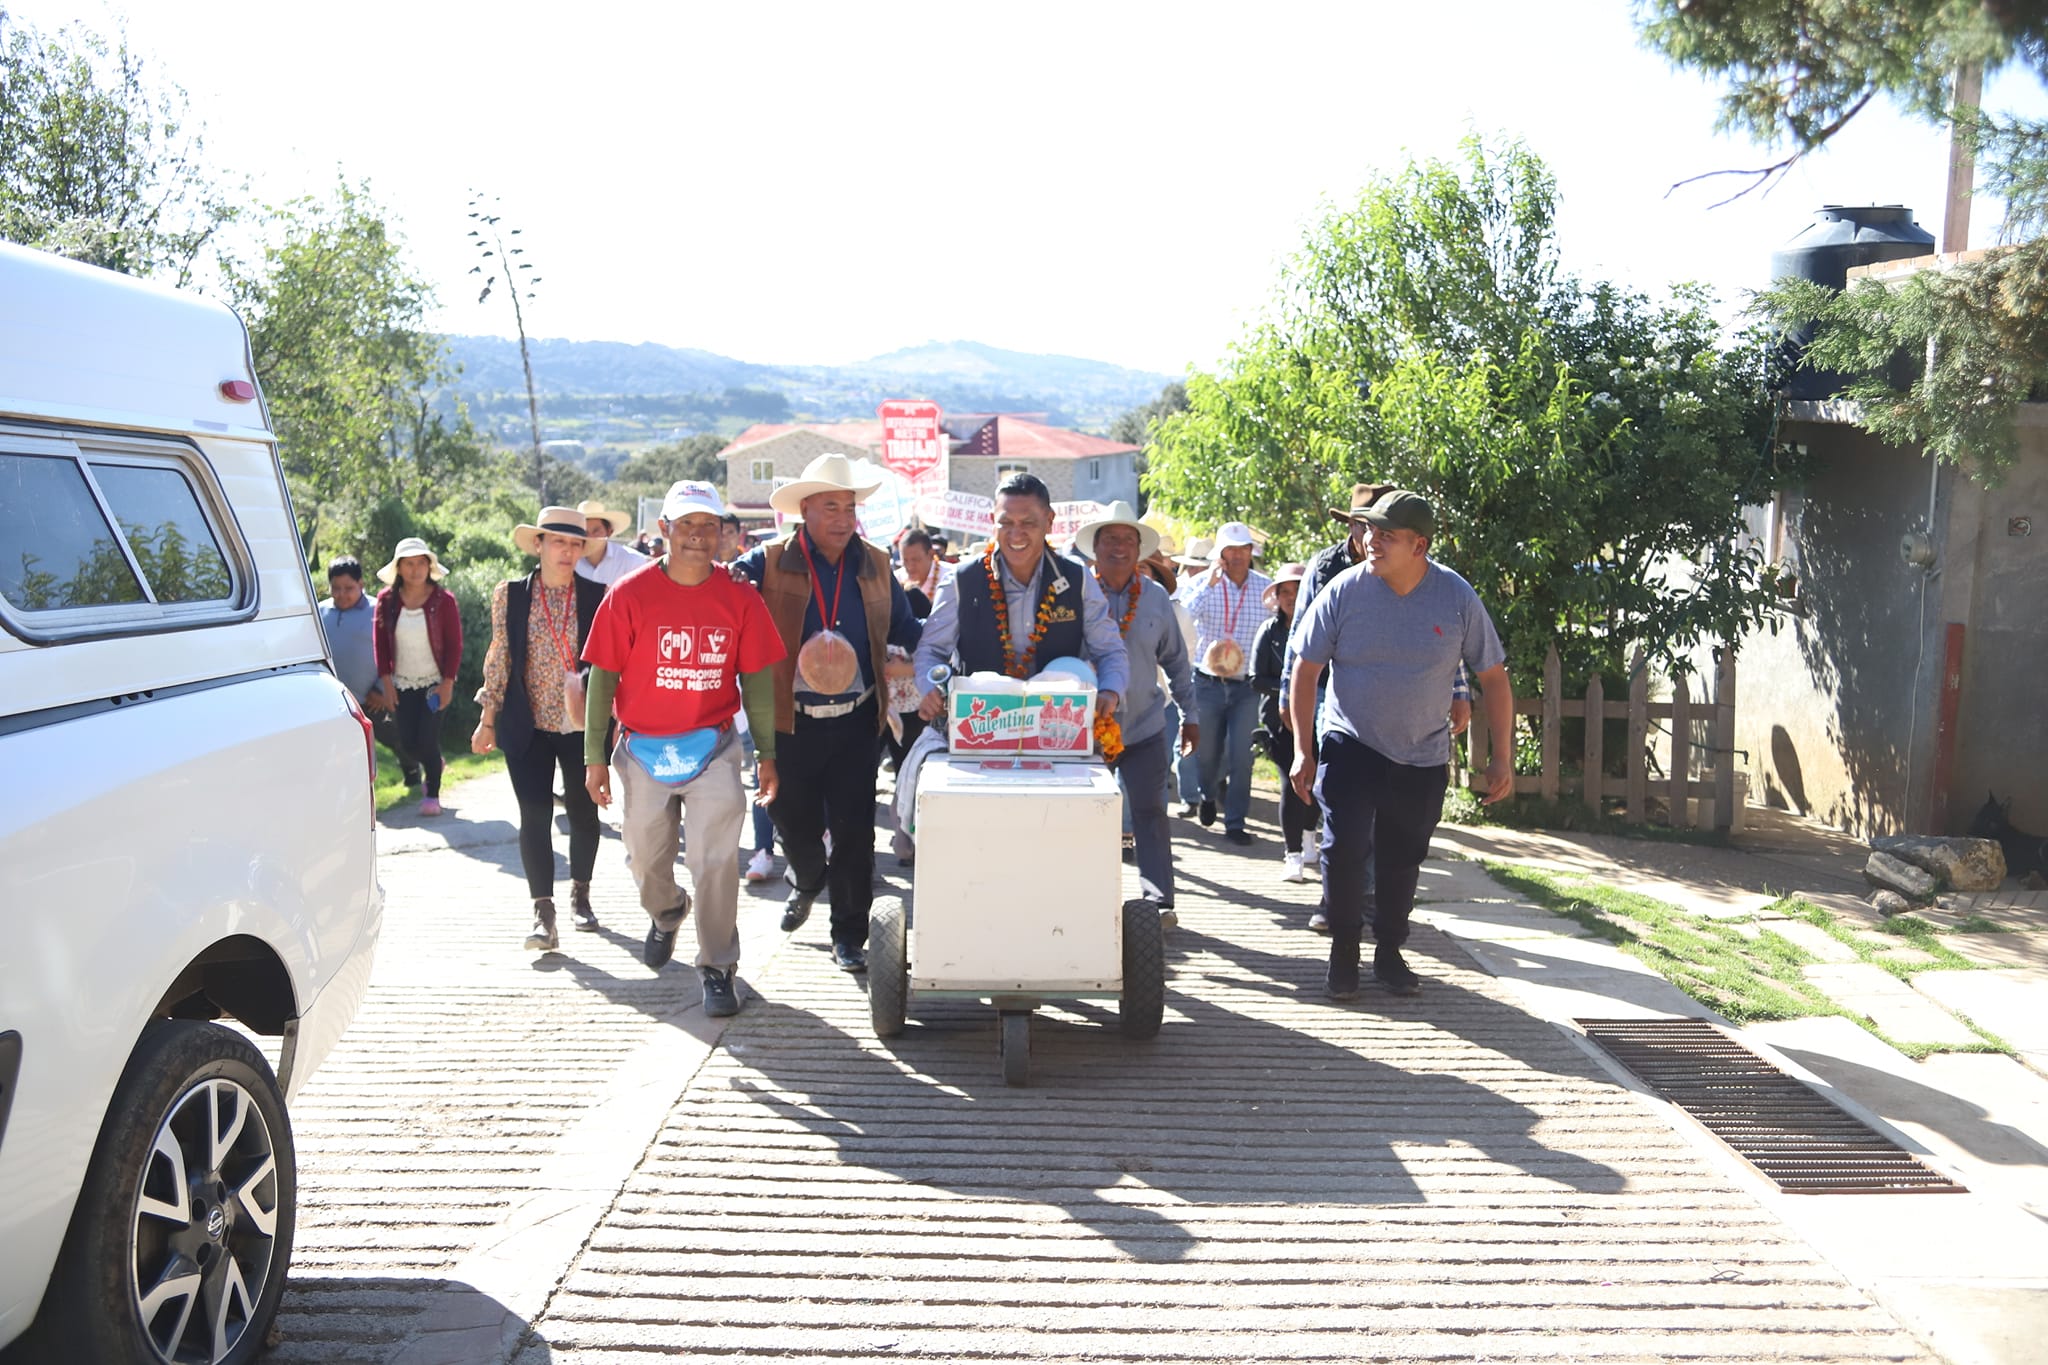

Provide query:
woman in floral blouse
left=473, top=507, right=610, bottom=952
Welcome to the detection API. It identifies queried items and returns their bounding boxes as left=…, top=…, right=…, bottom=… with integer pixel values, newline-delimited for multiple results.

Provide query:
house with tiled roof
left=720, top=422, right=885, bottom=515
left=947, top=415, right=1140, bottom=505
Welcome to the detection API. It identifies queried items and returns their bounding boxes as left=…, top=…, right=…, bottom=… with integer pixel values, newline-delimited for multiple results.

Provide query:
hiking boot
left=524, top=899, right=558, bottom=952
left=699, top=966, right=741, bottom=1017
left=570, top=881, right=598, bottom=932
left=1374, top=945, right=1421, bottom=996
left=781, top=886, right=817, bottom=932
left=1282, top=853, right=1306, bottom=883
left=832, top=941, right=868, bottom=973
left=1326, top=936, right=1361, bottom=1000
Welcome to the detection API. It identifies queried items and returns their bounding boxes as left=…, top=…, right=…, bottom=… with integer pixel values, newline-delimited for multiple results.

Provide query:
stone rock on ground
left=1873, top=835, right=2007, bottom=892
left=1865, top=850, right=1938, bottom=901
left=1870, top=889, right=1915, bottom=917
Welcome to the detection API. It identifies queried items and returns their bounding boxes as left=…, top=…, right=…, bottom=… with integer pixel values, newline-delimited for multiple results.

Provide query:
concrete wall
left=1735, top=411, right=2047, bottom=838
left=949, top=455, right=1077, bottom=503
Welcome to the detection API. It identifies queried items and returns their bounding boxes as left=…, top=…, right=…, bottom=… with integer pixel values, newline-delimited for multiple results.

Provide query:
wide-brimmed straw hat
left=513, top=506, right=590, bottom=557
left=768, top=451, right=883, bottom=515
left=1262, top=561, right=1308, bottom=612
left=1174, top=535, right=1213, bottom=569
left=377, top=536, right=448, bottom=585
left=1071, top=500, right=1161, bottom=560
left=576, top=499, right=631, bottom=537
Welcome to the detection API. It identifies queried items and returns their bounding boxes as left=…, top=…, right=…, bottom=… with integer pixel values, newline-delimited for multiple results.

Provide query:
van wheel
left=29, top=1020, right=295, bottom=1365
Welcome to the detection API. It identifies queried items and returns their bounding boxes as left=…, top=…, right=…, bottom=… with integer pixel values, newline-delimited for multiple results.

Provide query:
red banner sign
left=878, top=400, right=945, bottom=484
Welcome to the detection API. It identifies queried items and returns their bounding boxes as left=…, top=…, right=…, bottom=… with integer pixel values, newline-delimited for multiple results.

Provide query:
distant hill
left=439, top=335, right=1177, bottom=449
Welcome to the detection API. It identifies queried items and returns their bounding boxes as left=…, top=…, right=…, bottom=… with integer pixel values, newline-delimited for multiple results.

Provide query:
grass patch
left=373, top=745, right=504, bottom=813
left=1443, top=787, right=1728, bottom=846
left=1483, top=865, right=2010, bottom=1056
left=1950, top=915, right=2009, bottom=933
left=1780, top=896, right=1981, bottom=982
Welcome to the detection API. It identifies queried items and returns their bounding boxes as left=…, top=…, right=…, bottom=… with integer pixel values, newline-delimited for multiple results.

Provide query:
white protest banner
left=847, top=459, right=916, bottom=543
left=1050, top=500, right=1109, bottom=547
left=924, top=488, right=994, bottom=538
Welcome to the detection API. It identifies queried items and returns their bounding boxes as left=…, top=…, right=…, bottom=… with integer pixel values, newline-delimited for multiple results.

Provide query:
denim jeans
left=1195, top=672, right=1259, bottom=833
left=1314, top=731, right=1448, bottom=949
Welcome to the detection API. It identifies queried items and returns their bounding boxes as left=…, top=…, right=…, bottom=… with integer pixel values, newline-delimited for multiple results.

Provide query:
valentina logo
left=956, top=697, right=1035, bottom=743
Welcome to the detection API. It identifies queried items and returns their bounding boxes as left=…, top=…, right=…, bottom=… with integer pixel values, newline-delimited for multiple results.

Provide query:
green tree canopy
left=1144, top=136, right=1798, bottom=686
left=1637, top=0, right=2048, bottom=476
left=0, top=7, right=235, bottom=282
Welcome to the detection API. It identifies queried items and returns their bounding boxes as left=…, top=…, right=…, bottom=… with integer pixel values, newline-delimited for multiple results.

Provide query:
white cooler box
left=911, top=756, right=1123, bottom=993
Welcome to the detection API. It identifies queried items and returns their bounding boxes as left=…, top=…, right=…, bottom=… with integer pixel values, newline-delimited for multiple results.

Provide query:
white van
left=0, top=242, right=383, bottom=1363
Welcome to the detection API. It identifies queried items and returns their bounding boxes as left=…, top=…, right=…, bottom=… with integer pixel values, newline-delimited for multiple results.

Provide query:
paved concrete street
left=262, top=771, right=1985, bottom=1363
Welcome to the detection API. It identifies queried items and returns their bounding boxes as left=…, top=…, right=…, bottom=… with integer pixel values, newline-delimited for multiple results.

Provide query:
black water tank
left=1770, top=205, right=1936, bottom=399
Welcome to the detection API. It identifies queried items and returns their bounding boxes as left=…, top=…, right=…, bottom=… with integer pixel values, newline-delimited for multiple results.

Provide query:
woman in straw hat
left=373, top=536, right=463, bottom=815
left=473, top=507, right=609, bottom=951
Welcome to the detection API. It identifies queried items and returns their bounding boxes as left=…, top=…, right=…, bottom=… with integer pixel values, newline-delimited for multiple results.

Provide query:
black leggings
left=394, top=686, right=446, bottom=797
left=504, top=728, right=600, bottom=899
left=1266, top=725, right=1319, bottom=853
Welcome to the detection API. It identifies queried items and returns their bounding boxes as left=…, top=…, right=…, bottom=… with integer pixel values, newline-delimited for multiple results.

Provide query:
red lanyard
left=799, top=529, right=847, bottom=629
left=536, top=580, right=576, bottom=669
left=1217, top=573, right=1247, bottom=641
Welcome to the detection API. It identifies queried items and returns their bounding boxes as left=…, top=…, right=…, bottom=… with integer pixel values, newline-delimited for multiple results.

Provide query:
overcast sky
left=18, top=0, right=2046, bottom=376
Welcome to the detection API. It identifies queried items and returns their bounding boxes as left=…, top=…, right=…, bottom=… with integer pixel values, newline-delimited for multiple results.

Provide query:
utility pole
left=1941, top=62, right=1982, bottom=254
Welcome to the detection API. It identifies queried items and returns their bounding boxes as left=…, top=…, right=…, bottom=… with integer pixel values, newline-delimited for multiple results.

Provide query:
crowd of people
left=317, top=452, right=1515, bottom=1015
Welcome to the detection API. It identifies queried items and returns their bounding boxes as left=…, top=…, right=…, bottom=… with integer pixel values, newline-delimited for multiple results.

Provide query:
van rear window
left=0, top=442, right=242, bottom=632
left=0, top=453, right=149, bottom=610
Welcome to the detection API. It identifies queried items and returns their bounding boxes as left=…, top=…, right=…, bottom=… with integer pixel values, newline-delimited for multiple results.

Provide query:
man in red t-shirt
left=582, top=480, right=786, bottom=1017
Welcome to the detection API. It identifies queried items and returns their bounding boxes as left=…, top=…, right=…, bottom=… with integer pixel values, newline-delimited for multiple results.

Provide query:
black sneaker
left=832, top=941, right=867, bottom=973
left=781, top=887, right=817, bottom=932
left=1327, top=937, right=1361, bottom=1000
left=1374, top=946, right=1421, bottom=995
left=1157, top=904, right=1179, bottom=930
left=570, top=881, right=598, bottom=932
left=1198, top=799, right=1217, bottom=828
left=699, top=966, right=740, bottom=1017
left=644, top=906, right=683, bottom=968
left=1225, top=828, right=1254, bottom=846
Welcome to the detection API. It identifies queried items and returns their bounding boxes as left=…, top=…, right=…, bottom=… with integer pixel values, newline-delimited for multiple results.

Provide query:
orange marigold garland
left=987, top=544, right=1060, bottom=679
left=1097, top=570, right=1140, bottom=638
left=1093, top=711, right=1124, bottom=762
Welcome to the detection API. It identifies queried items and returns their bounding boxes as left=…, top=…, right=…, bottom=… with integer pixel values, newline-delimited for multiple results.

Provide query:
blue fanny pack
left=620, top=724, right=735, bottom=789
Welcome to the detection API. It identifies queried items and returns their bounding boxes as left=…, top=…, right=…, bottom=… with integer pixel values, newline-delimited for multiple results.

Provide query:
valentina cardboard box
left=946, top=681, right=1096, bottom=756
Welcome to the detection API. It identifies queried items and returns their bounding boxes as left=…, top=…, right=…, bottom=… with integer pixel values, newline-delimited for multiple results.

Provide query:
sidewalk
left=255, top=768, right=2047, bottom=1362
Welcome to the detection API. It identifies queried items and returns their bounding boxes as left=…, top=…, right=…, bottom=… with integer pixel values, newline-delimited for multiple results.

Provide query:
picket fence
left=1457, top=646, right=1740, bottom=831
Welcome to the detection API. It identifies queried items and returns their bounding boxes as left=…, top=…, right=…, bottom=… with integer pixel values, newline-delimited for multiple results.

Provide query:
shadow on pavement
left=266, top=1275, right=543, bottom=1365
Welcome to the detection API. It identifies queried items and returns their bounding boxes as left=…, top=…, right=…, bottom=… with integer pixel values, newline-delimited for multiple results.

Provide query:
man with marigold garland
left=1070, top=501, right=1196, bottom=922
left=914, top=471, right=1130, bottom=735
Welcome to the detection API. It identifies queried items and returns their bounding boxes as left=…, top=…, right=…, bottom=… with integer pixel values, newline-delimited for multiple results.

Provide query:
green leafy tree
left=1636, top=0, right=2048, bottom=476
left=233, top=181, right=488, bottom=558
left=1145, top=136, right=1797, bottom=686
left=610, top=433, right=728, bottom=493
left=0, top=7, right=236, bottom=282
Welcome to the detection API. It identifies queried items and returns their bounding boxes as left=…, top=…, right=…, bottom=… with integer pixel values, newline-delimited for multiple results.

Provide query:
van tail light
left=341, top=688, right=377, bottom=829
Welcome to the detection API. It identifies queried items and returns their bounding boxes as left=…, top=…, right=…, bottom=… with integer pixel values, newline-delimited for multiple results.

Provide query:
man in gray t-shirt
left=1288, top=490, right=1515, bottom=1000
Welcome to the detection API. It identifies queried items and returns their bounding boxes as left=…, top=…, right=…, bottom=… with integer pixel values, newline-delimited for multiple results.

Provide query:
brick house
left=719, top=423, right=884, bottom=517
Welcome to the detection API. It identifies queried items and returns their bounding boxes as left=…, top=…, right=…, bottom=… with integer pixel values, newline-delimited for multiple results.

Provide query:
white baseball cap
left=1213, top=521, right=1258, bottom=550
left=662, top=479, right=726, bottom=521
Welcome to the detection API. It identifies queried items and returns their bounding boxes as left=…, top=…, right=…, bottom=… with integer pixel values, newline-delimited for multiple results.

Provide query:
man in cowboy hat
left=1289, top=489, right=1514, bottom=1000
left=732, top=451, right=924, bottom=973
left=575, top=498, right=650, bottom=587
left=1073, top=501, right=1197, bottom=919
left=582, top=481, right=786, bottom=1016
left=913, top=471, right=1131, bottom=723
left=1286, top=484, right=1471, bottom=930
left=1181, top=522, right=1272, bottom=845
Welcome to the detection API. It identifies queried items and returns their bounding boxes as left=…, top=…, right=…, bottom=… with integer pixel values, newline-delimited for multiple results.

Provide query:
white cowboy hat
left=1071, top=500, right=1161, bottom=560
left=376, top=536, right=448, bottom=585
left=575, top=498, right=632, bottom=537
left=1174, top=536, right=1214, bottom=568
left=768, top=451, right=883, bottom=516
left=513, top=506, right=590, bottom=557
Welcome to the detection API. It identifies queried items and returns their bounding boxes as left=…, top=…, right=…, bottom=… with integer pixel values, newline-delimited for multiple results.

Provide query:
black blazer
left=495, top=571, right=605, bottom=757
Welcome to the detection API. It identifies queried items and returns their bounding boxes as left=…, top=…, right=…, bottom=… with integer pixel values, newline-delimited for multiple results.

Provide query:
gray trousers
left=615, top=742, right=745, bottom=969
left=1115, top=730, right=1175, bottom=905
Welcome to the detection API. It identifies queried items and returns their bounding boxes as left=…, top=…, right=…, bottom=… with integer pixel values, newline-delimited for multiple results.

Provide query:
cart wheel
left=1119, top=898, right=1166, bottom=1039
left=869, top=902, right=909, bottom=1038
left=999, top=1011, right=1031, bottom=1087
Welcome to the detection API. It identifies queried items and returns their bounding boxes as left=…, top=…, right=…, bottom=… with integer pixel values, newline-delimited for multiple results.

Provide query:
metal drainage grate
left=1578, top=1017, right=1966, bottom=1195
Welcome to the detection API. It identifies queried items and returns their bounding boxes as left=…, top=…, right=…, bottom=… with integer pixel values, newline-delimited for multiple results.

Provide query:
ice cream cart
left=868, top=665, right=1166, bottom=1085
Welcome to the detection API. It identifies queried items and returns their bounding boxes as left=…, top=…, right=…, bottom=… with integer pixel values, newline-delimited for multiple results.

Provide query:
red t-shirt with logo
left=581, top=562, right=785, bottom=735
